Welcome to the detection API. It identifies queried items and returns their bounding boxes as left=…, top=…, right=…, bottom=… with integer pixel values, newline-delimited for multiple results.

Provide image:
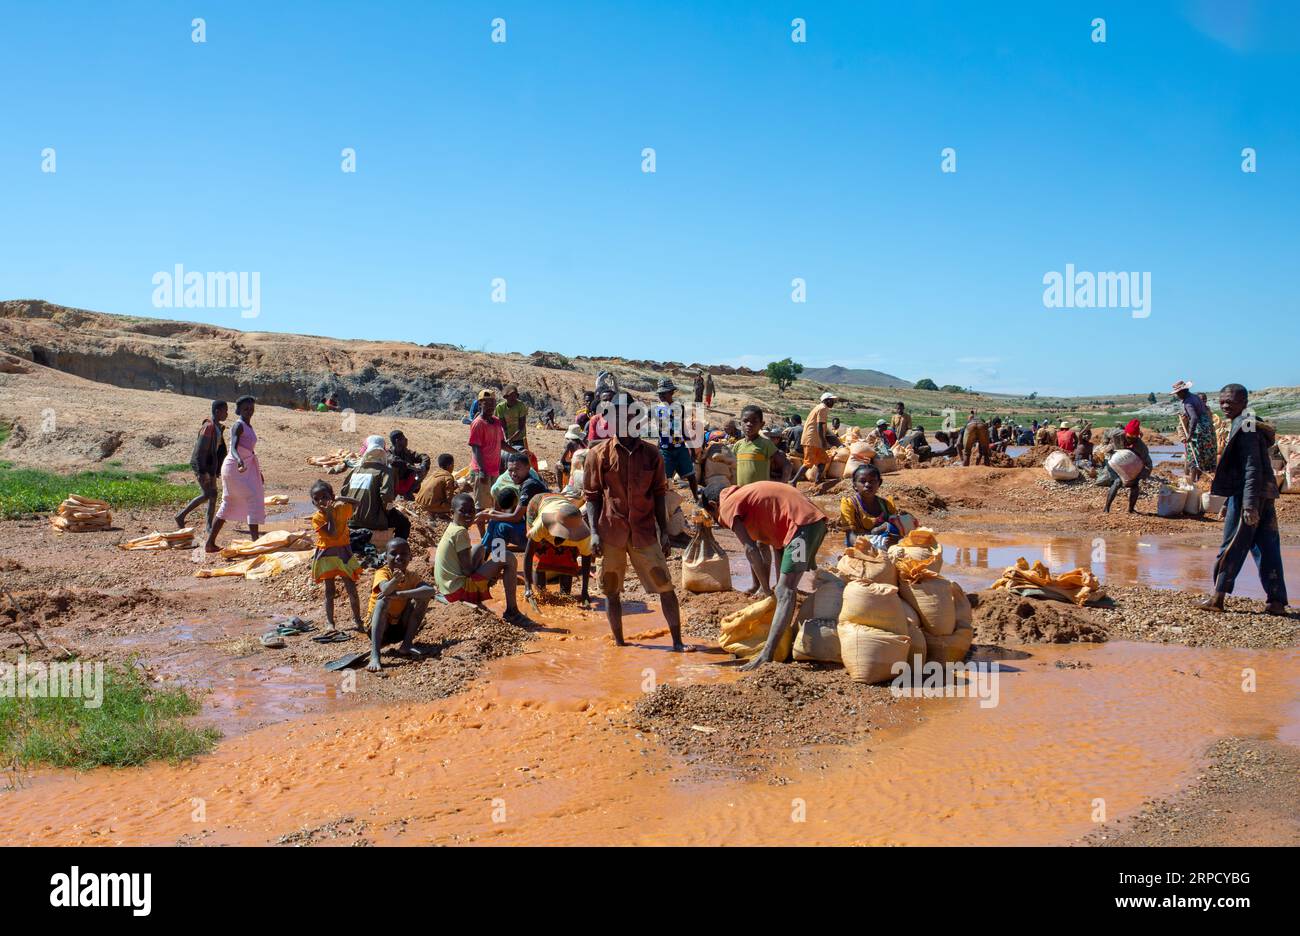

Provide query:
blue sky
left=2, top=0, right=1297, bottom=396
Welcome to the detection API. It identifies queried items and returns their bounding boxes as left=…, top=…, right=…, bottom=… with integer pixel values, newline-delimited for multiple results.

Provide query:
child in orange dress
left=310, top=480, right=364, bottom=636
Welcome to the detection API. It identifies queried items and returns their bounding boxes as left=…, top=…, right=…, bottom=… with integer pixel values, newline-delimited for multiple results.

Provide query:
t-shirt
left=653, top=401, right=687, bottom=449
left=891, top=412, right=912, bottom=438
left=414, top=468, right=456, bottom=515
left=732, top=436, right=778, bottom=487
left=839, top=493, right=897, bottom=535
left=717, top=481, right=825, bottom=548
left=495, top=400, right=529, bottom=445
left=367, top=566, right=423, bottom=622
left=1057, top=429, right=1078, bottom=455
left=311, top=501, right=353, bottom=549
left=801, top=404, right=830, bottom=449
left=468, top=416, right=506, bottom=476
left=434, top=523, right=473, bottom=595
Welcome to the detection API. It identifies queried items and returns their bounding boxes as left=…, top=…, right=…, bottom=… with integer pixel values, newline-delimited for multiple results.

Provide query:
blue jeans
left=1214, top=495, right=1287, bottom=605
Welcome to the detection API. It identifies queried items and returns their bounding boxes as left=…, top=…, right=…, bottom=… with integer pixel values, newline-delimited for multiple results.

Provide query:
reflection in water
left=942, top=531, right=1300, bottom=601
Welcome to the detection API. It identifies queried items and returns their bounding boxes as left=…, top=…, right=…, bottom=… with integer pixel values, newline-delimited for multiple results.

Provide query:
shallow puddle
left=938, top=530, right=1300, bottom=600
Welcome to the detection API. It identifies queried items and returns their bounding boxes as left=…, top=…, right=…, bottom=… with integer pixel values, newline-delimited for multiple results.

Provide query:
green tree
left=1147, top=392, right=1157, bottom=404
left=765, top=358, right=804, bottom=394
left=914, top=378, right=939, bottom=391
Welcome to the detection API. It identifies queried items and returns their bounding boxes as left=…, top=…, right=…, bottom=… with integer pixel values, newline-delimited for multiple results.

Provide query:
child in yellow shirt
left=310, top=480, right=364, bottom=636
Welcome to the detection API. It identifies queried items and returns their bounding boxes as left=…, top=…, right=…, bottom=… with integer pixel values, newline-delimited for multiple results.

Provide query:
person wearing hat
left=1173, top=379, right=1217, bottom=483
left=559, top=423, right=587, bottom=490
left=792, top=392, right=838, bottom=484
left=522, top=492, right=594, bottom=608
left=495, top=385, right=529, bottom=452
left=653, top=377, right=699, bottom=500
left=876, top=418, right=897, bottom=447
left=468, top=389, right=507, bottom=532
left=1056, top=419, right=1078, bottom=456
left=587, top=373, right=620, bottom=443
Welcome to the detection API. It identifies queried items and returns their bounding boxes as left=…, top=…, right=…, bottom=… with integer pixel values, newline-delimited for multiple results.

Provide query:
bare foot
left=174, top=512, right=187, bottom=529
left=204, top=545, right=221, bottom=554
left=1195, top=595, right=1224, bottom=612
left=394, top=646, right=424, bottom=660
left=366, top=657, right=382, bottom=673
left=671, top=643, right=696, bottom=653
left=1264, top=603, right=1289, bottom=616
left=739, top=655, right=769, bottom=671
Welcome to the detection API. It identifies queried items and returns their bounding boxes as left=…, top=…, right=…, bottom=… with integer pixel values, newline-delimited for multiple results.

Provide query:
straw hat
left=541, top=499, right=590, bottom=542
left=1059, top=419, right=1071, bottom=429
left=564, top=424, right=585, bottom=442
left=820, top=392, right=838, bottom=402
left=477, top=388, right=496, bottom=400
left=1171, top=380, right=1193, bottom=394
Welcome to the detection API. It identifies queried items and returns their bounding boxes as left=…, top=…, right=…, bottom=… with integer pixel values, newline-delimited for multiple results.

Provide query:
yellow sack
left=887, top=528, right=943, bottom=573
left=718, top=596, right=792, bottom=661
left=219, top=529, right=313, bottom=559
left=792, top=618, right=841, bottom=663
left=838, top=623, right=910, bottom=683
left=838, top=581, right=910, bottom=635
left=118, top=528, right=196, bottom=551
left=195, top=550, right=313, bottom=580
left=990, top=557, right=1103, bottom=606
left=682, top=524, right=732, bottom=593
left=925, top=580, right=972, bottom=662
left=835, top=545, right=898, bottom=586
left=910, top=575, right=957, bottom=636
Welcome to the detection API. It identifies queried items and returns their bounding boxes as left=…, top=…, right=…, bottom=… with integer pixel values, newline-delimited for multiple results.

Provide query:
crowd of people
left=176, top=374, right=1289, bottom=673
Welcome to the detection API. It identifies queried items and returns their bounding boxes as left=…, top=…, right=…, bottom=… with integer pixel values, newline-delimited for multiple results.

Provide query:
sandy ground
left=3, top=362, right=1298, bottom=846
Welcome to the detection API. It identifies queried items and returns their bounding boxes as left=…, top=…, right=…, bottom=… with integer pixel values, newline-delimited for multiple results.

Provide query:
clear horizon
left=3, top=1, right=1297, bottom=397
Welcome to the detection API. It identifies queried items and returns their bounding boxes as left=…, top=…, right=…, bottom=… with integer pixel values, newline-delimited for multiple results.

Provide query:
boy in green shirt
left=434, top=494, right=526, bottom=623
left=494, top=385, right=529, bottom=450
left=733, top=405, right=792, bottom=486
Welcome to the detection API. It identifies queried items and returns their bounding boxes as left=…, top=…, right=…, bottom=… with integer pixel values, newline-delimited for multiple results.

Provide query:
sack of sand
left=793, top=618, right=842, bottom=663
left=836, top=581, right=912, bottom=683
left=835, top=544, right=897, bottom=585
left=886, top=528, right=943, bottom=572
left=682, top=523, right=732, bottom=593
left=922, top=581, right=973, bottom=663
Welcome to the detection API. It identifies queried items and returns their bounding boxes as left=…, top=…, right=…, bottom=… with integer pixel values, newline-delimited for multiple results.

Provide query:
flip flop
left=260, top=632, right=287, bottom=649
left=311, top=630, right=352, bottom=644
left=324, top=651, right=369, bottom=672
left=276, top=617, right=315, bottom=633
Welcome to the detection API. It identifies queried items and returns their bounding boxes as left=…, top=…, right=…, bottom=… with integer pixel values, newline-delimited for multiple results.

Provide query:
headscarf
left=1124, top=419, right=1141, bottom=437
left=362, top=434, right=386, bottom=454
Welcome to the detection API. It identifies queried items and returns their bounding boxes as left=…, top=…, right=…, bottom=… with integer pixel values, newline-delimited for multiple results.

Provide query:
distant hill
left=801, top=365, right=911, bottom=390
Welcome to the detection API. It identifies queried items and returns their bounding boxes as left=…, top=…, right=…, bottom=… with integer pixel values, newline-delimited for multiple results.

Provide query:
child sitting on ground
left=366, top=538, right=436, bottom=672
left=840, top=464, right=901, bottom=551
left=434, top=494, right=526, bottom=622
left=480, top=487, right=527, bottom=556
left=414, top=453, right=457, bottom=518
left=309, top=480, right=365, bottom=636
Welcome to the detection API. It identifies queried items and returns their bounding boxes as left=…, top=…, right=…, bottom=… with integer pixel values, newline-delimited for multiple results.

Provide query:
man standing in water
left=583, top=393, right=691, bottom=651
left=1198, top=384, right=1288, bottom=615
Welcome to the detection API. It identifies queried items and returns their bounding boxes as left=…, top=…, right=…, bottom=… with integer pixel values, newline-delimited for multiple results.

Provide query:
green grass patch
left=153, top=462, right=192, bottom=474
left=0, top=422, right=10, bottom=448
left=0, top=663, right=220, bottom=769
left=0, top=464, right=200, bottom=519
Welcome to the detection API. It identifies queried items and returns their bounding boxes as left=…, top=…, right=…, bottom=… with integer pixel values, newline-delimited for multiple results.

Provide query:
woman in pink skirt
left=204, top=396, right=266, bottom=552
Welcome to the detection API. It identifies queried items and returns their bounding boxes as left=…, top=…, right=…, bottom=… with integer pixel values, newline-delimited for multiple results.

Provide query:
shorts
left=600, top=541, right=674, bottom=595
left=779, top=519, right=827, bottom=575
left=660, top=445, right=695, bottom=480
left=472, top=472, right=498, bottom=511
left=803, top=446, right=830, bottom=467
left=445, top=572, right=492, bottom=604
left=193, top=471, right=218, bottom=497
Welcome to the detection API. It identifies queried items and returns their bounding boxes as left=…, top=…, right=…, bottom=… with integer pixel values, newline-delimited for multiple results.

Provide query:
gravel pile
left=1095, top=585, right=1298, bottom=649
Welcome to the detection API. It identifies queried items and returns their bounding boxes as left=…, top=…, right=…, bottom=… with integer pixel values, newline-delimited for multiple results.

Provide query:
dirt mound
left=1095, top=585, right=1298, bottom=649
left=969, top=589, right=1109, bottom=644
left=1011, top=445, right=1064, bottom=468
left=631, top=662, right=910, bottom=776
left=418, top=601, right=534, bottom=661
left=677, top=589, right=754, bottom=640
left=888, top=483, right=948, bottom=513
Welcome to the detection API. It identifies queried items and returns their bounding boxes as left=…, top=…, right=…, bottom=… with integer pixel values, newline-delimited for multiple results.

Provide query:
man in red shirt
left=468, top=389, right=507, bottom=534
left=700, top=479, right=828, bottom=670
left=583, top=393, right=691, bottom=651
left=1056, top=419, right=1078, bottom=456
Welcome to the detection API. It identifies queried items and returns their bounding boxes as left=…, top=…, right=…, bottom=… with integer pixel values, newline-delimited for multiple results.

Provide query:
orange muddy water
left=3, top=587, right=1296, bottom=846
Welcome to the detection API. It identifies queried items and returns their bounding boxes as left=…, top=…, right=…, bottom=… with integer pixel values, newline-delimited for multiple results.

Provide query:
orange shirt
left=717, top=481, right=824, bottom=548
left=367, top=566, right=423, bottom=622
left=311, top=501, right=353, bottom=549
